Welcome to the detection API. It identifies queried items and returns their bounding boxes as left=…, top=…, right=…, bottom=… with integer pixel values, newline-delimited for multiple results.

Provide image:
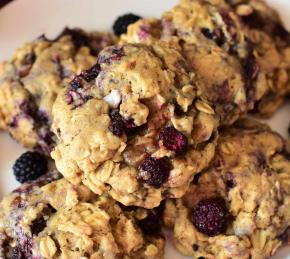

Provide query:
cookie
left=121, top=0, right=290, bottom=124
left=0, top=176, right=165, bottom=258
left=226, top=0, right=290, bottom=116
left=163, top=119, right=290, bottom=259
left=51, top=43, right=218, bottom=208
left=0, top=28, right=116, bottom=154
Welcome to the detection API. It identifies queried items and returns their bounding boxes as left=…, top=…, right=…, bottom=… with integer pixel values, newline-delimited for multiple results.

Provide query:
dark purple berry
left=70, top=75, right=83, bottom=90
left=98, top=46, right=125, bottom=65
left=201, top=28, right=225, bottom=46
left=244, top=53, right=260, bottom=80
left=110, top=121, right=124, bottom=137
left=192, top=197, right=230, bottom=236
left=138, top=156, right=171, bottom=188
left=159, top=126, right=188, bottom=154
left=123, top=118, right=139, bottom=135
left=109, top=109, right=139, bottom=137
left=13, top=151, right=48, bottom=183
left=201, top=28, right=215, bottom=40
left=90, top=63, right=101, bottom=77
left=138, top=211, right=162, bottom=235
left=109, top=109, right=125, bottom=137
left=113, top=13, right=142, bottom=36
left=81, top=63, right=100, bottom=82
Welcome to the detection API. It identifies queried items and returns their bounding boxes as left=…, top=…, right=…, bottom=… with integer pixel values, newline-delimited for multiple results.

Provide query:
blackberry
left=138, top=156, right=171, bottom=188
left=13, top=151, right=48, bottom=183
left=192, top=197, right=230, bottom=236
left=113, top=13, right=142, bottom=36
left=159, top=126, right=188, bottom=154
left=109, top=109, right=139, bottom=137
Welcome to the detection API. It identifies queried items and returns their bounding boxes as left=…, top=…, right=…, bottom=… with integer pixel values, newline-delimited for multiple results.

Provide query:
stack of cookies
left=0, top=0, right=289, bottom=258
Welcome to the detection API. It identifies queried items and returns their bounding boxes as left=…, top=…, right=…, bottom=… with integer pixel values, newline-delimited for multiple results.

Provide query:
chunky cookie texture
left=51, top=43, right=218, bottom=208
left=163, top=119, right=290, bottom=259
left=121, top=0, right=290, bottom=124
left=0, top=29, right=116, bottom=154
left=221, top=0, right=290, bottom=116
left=0, top=177, right=165, bottom=258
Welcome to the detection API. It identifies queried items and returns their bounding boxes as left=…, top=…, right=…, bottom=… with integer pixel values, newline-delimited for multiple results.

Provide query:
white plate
left=0, top=0, right=289, bottom=258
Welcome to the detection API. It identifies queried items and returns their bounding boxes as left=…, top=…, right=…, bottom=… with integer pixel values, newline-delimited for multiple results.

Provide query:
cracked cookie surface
left=121, top=0, right=290, bottom=124
left=0, top=175, right=165, bottom=258
left=51, top=43, right=218, bottom=208
left=163, top=119, right=290, bottom=259
left=0, top=29, right=116, bottom=154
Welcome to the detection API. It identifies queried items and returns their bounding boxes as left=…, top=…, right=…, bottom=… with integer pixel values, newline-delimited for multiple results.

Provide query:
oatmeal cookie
left=0, top=28, right=116, bottom=154
left=0, top=177, right=165, bottom=258
left=121, top=0, right=290, bottom=123
left=51, top=43, right=218, bottom=208
left=225, top=0, right=290, bottom=116
left=163, top=119, right=290, bottom=259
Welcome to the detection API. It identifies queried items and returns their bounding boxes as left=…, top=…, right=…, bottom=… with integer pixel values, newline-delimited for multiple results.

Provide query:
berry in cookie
left=113, top=13, right=142, bottom=36
left=159, top=126, right=188, bottom=154
left=0, top=28, right=116, bottom=154
left=191, top=197, right=231, bottom=237
left=225, top=0, right=290, bottom=116
left=163, top=119, right=290, bottom=258
left=13, top=151, right=48, bottom=183
left=0, top=177, right=165, bottom=258
left=51, top=43, right=218, bottom=208
left=138, top=156, right=172, bottom=188
left=121, top=0, right=290, bottom=123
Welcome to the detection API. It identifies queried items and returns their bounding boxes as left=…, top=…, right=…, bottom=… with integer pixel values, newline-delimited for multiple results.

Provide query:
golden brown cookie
left=122, top=0, right=290, bottom=124
left=0, top=176, right=165, bottom=258
left=0, top=29, right=116, bottom=154
left=163, top=119, right=290, bottom=259
left=51, top=43, right=218, bottom=208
